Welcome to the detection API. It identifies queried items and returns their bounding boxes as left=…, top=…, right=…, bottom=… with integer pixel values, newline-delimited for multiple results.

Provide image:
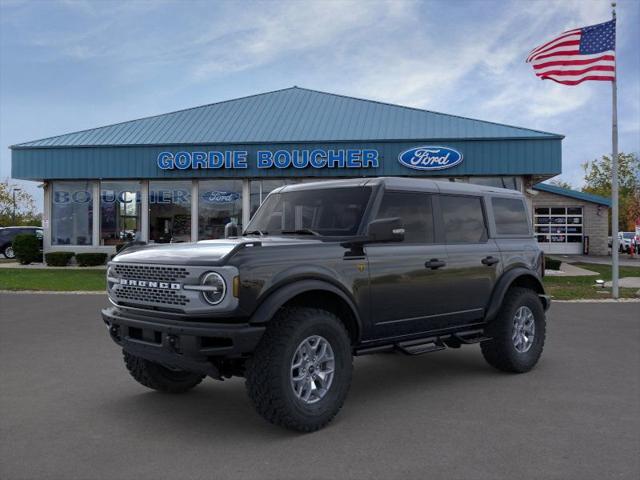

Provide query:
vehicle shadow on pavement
left=101, top=348, right=496, bottom=439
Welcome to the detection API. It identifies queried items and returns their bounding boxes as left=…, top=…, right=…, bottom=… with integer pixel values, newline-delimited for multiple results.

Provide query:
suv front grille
left=113, top=264, right=189, bottom=283
left=114, top=285, right=189, bottom=306
left=111, top=263, right=192, bottom=309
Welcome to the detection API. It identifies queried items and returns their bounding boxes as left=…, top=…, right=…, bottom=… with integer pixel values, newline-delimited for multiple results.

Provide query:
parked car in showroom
left=0, top=226, right=43, bottom=259
left=102, top=178, right=549, bottom=432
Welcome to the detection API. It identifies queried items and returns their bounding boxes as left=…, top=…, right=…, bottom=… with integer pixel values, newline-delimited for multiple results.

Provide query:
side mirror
left=224, top=221, right=239, bottom=238
left=366, top=217, right=405, bottom=243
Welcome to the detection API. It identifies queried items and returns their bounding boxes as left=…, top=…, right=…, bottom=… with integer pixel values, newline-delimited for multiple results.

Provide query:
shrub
left=12, top=234, right=42, bottom=265
left=45, top=251, right=75, bottom=267
left=75, top=253, right=108, bottom=267
left=545, top=257, right=562, bottom=271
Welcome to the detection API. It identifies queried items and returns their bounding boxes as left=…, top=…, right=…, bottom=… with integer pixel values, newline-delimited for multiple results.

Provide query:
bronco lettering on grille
left=119, top=279, right=181, bottom=290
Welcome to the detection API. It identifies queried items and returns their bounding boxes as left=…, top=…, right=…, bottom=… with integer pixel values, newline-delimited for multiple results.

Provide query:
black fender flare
left=249, top=279, right=362, bottom=340
left=485, top=268, right=548, bottom=323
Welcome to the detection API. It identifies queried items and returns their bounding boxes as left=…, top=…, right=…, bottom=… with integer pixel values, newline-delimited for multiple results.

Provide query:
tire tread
left=481, top=287, right=546, bottom=373
left=245, top=307, right=352, bottom=432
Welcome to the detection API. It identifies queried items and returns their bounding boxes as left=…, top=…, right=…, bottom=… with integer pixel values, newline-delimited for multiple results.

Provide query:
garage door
left=534, top=206, right=583, bottom=254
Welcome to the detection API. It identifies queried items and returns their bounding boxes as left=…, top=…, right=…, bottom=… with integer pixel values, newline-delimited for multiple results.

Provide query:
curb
left=553, top=298, right=640, bottom=303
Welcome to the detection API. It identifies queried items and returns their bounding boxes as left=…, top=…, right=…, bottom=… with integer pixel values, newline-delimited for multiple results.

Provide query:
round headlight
left=107, top=266, right=116, bottom=291
left=201, top=272, right=226, bottom=305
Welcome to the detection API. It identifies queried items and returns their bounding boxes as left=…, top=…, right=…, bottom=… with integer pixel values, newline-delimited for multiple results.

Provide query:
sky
left=1, top=0, right=639, bottom=211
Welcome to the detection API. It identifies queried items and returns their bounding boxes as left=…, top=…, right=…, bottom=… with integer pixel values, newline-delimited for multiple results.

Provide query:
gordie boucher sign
left=155, top=146, right=463, bottom=171
left=157, top=149, right=380, bottom=170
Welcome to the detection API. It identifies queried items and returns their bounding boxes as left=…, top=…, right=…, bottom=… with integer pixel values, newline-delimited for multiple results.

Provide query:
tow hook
left=109, top=325, right=121, bottom=341
left=167, top=334, right=179, bottom=352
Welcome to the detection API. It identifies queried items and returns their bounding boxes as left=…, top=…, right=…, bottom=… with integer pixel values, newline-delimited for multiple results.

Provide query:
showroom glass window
left=198, top=180, right=243, bottom=240
left=51, top=181, right=93, bottom=245
left=149, top=181, right=192, bottom=243
left=100, top=181, right=141, bottom=245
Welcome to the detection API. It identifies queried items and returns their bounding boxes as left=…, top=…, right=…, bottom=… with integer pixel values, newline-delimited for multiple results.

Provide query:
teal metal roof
left=12, top=87, right=562, bottom=148
left=533, top=183, right=611, bottom=207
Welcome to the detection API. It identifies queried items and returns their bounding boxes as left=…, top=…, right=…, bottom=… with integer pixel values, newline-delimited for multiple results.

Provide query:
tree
left=0, top=180, right=41, bottom=227
left=548, top=178, right=573, bottom=190
left=582, top=152, right=640, bottom=231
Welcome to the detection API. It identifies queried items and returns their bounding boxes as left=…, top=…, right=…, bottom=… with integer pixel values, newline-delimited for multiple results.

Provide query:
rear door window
left=375, top=191, right=434, bottom=243
left=441, top=195, right=487, bottom=243
left=492, top=197, right=530, bottom=235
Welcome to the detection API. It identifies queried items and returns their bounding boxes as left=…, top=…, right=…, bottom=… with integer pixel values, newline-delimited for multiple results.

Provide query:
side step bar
left=355, top=329, right=492, bottom=357
left=397, top=339, right=445, bottom=355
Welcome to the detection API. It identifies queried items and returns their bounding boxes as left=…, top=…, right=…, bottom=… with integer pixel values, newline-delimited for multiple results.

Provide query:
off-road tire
left=245, top=307, right=353, bottom=432
left=480, top=287, right=546, bottom=373
left=123, top=350, right=205, bottom=393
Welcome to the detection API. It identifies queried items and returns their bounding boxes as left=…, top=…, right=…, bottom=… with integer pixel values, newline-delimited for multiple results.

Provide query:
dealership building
left=10, top=87, right=611, bottom=256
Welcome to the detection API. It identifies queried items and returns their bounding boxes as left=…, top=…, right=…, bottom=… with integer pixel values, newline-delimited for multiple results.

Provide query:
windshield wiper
left=243, top=230, right=267, bottom=236
left=280, top=228, right=321, bottom=236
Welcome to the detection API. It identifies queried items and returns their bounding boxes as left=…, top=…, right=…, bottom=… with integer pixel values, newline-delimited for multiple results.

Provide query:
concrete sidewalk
left=545, top=263, right=599, bottom=276
left=555, top=254, right=640, bottom=267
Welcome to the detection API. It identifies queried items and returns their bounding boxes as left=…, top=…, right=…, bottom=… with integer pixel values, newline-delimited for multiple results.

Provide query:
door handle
left=481, top=256, right=500, bottom=266
left=425, top=259, right=446, bottom=269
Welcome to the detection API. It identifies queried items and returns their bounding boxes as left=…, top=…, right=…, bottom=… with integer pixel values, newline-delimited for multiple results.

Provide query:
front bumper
left=539, top=294, right=552, bottom=311
left=102, top=306, right=265, bottom=377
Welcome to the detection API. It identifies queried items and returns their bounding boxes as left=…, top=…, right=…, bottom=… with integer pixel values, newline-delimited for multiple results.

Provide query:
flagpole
left=611, top=1, right=619, bottom=298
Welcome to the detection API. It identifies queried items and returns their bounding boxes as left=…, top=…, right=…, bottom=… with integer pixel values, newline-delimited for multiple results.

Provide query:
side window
left=375, top=191, right=434, bottom=243
left=492, top=197, right=530, bottom=235
left=441, top=195, right=487, bottom=243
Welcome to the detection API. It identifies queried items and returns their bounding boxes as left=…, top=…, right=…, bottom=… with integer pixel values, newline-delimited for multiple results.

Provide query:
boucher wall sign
left=156, top=149, right=380, bottom=170
left=156, top=146, right=463, bottom=172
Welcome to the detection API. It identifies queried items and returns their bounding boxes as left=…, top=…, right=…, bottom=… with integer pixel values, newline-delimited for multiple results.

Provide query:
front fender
left=249, top=278, right=362, bottom=334
left=485, top=268, right=548, bottom=323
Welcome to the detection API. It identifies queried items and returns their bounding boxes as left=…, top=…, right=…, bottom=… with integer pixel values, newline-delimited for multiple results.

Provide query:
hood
left=111, top=236, right=325, bottom=266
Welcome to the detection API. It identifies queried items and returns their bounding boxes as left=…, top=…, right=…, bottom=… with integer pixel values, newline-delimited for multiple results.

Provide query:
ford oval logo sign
left=200, top=191, right=241, bottom=204
left=398, top=146, right=463, bottom=171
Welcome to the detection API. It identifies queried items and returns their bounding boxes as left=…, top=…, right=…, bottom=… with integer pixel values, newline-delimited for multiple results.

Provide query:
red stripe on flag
left=532, top=54, right=615, bottom=70
left=527, top=30, right=581, bottom=60
left=535, top=65, right=615, bottom=77
left=529, top=40, right=581, bottom=60
left=530, top=47, right=581, bottom=61
left=541, top=75, right=615, bottom=85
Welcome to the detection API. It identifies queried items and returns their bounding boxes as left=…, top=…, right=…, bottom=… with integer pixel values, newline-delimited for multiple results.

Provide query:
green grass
left=0, top=268, right=106, bottom=291
left=0, top=261, right=637, bottom=298
left=543, top=262, right=640, bottom=300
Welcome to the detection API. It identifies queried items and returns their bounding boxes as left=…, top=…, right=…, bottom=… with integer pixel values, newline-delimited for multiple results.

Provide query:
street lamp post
left=12, top=188, right=22, bottom=224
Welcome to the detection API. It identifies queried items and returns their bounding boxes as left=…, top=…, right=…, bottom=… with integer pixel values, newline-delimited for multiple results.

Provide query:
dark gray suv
left=102, top=178, right=550, bottom=431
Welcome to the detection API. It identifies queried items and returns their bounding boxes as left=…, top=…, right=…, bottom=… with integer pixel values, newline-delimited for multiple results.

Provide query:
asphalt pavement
left=1, top=294, right=638, bottom=480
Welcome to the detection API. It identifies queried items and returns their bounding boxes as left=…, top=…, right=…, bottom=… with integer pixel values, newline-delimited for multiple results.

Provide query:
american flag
left=526, top=19, right=616, bottom=85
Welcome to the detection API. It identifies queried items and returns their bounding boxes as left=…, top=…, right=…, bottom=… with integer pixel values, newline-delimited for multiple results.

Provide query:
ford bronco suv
left=102, top=177, right=550, bottom=432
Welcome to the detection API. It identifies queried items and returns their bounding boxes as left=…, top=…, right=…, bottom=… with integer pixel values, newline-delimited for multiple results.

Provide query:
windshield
left=246, top=186, right=372, bottom=237
left=622, top=232, right=635, bottom=239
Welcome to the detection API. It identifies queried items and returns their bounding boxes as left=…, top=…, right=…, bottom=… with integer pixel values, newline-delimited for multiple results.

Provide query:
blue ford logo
left=398, top=146, right=463, bottom=171
left=200, top=191, right=240, bottom=203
